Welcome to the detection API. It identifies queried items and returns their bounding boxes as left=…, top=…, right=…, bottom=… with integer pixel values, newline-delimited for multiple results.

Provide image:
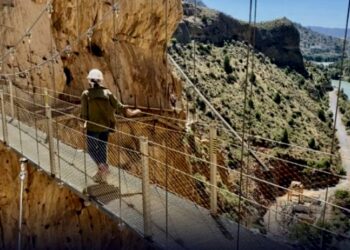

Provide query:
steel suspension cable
left=237, top=0, right=254, bottom=248
left=0, top=1, right=52, bottom=63
left=245, top=0, right=258, bottom=199
left=164, top=0, right=169, bottom=241
left=48, top=6, right=62, bottom=181
left=26, top=28, right=41, bottom=167
left=321, top=0, right=350, bottom=248
left=0, top=4, right=117, bottom=78
left=111, top=0, right=124, bottom=231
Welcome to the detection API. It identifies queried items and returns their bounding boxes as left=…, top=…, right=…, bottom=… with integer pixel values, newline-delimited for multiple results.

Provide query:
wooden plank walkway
left=0, top=114, right=292, bottom=250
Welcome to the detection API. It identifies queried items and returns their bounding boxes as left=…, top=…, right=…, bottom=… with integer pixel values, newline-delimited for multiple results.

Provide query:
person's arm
left=108, top=91, right=141, bottom=117
left=108, top=91, right=124, bottom=114
left=126, top=108, right=142, bottom=117
left=81, top=91, right=88, bottom=129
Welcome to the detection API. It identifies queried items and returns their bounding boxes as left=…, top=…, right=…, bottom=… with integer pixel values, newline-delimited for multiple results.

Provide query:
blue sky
left=202, top=0, right=348, bottom=28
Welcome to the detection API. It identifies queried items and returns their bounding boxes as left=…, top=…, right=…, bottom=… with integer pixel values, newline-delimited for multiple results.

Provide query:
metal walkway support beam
left=18, top=157, right=28, bottom=250
left=140, top=136, right=152, bottom=239
left=209, top=123, right=218, bottom=215
left=9, top=80, right=14, bottom=119
left=45, top=89, right=56, bottom=177
left=0, top=89, right=9, bottom=144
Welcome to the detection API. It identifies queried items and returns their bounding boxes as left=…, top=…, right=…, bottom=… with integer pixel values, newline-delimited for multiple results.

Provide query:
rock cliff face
left=0, top=143, right=151, bottom=250
left=174, top=4, right=308, bottom=76
left=0, top=0, right=183, bottom=249
left=1, top=0, right=183, bottom=109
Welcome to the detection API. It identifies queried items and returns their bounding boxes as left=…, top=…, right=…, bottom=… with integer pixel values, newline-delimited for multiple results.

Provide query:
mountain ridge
left=174, top=4, right=308, bottom=76
left=295, top=23, right=349, bottom=62
left=308, top=26, right=350, bottom=39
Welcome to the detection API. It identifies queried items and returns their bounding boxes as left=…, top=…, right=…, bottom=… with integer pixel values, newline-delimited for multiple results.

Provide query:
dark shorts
left=86, top=130, right=109, bottom=165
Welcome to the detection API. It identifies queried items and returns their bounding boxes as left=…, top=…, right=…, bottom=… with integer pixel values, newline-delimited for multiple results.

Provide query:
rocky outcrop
left=0, top=0, right=184, bottom=249
left=174, top=4, right=308, bottom=76
left=0, top=0, right=183, bottom=109
left=256, top=18, right=308, bottom=76
left=183, top=0, right=206, bottom=7
left=0, top=143, right=152, bottom=250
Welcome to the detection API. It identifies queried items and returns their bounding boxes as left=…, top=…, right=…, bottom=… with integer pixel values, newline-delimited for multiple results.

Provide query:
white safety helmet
left=87, top=69, right=104, bottom=81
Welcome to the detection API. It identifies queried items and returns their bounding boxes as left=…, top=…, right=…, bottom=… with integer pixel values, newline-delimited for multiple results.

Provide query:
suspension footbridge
left=1, top=1, right=350, bottom=249
left=0, top=86, right=289, bottom=250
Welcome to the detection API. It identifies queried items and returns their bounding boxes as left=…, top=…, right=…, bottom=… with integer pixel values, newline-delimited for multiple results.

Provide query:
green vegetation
left=338, top=89, right=350, bottom=134
left=224, top=55, right=234, bottom=74
left=169, top=40, right=339, bottom=168
left=289, top=222, right=333, bottom=249
left=330, top=189, right=350, bottom=234
left=273, top=93, right=282, bottom=104
left=280, top=129, right=290, bottom=145
left=296, top=23, right=350, bottom=63
left=318, top=109, right=327, bottom=122
left=328, top=59, right=350, bottom=82
left=308, top=138, right=319, bottom=150
left=289, top=189, right=350, bottom=248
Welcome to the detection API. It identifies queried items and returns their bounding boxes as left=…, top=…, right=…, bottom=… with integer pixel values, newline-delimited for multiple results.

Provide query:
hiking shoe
left=92, top=171, right=107, bottom=184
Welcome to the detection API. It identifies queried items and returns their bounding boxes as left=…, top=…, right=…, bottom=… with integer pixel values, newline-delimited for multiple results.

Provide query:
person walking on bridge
left=81, top=69, right=141, bottom=183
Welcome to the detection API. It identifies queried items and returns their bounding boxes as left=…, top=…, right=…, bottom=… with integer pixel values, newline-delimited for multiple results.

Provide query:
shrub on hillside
left=318, top=109, right=327, bottom=122
left=255, top=112, right=261, bottom=121
left=280, top=129, right=290, bottom=145
left=226, top=74, right=236, bottom=84
left=315, top=159, right=331, bottom=170
left=248, top=99, right=255, bottom=109
left=196, top=98, right=206, bottom=112
left=249, top=73, right=257, bottom=85
left=198, top=44, right=211, bottom=55
left=288, top=118, right=295, bottom=127
left=308, top=138, right=319, bottom=150
left=346, top=120, right=350, bottom=128
left=224, top=55, right=234, bottom=74
left=334, top=190, right=350, bottom=209
left=274, top=93, right=282, bottom=104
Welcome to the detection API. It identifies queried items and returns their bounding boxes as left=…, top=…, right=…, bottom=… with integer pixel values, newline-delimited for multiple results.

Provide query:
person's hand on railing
left=126, top=108, right=142, bottom=117
left=79, top=120, right=87, bottom=131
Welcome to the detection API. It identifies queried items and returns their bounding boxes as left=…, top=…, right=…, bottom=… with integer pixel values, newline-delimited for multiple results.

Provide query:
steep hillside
left=0, top=0, right=183, bottom=249
left=296, top=23, right=348, bottom=62
left=169, top=40, right=339, bottom=171
left=174, top=3, right=307, bottom=76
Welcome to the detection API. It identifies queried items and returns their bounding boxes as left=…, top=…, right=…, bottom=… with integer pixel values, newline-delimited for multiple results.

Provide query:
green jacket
left=81, top=86, right=123, bottom=132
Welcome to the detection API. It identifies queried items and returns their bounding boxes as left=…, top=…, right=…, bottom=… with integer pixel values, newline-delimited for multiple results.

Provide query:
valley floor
left=329, top=89, right=350, bottom=177
left=262, top=90, right=350, bottom=247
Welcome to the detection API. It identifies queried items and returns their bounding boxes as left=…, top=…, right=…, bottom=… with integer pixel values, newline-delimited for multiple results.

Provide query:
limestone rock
left=1, top=0, right=183, bottom=109
left=174, top=3, right=308, bottom=76
left=0, top=143, right=151, bottom=250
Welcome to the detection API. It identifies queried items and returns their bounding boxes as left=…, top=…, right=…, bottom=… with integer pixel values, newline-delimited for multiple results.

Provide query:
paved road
left=329, top=90, right=350, bottom=177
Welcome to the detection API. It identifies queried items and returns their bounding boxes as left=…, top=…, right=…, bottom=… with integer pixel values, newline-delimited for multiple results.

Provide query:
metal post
left=0, top=90, right=9, bottom=144
left=140, top=136, right=152, bottom=238
left=83, top=128, right=88, bottom=193
left=9, top=80, right=15, bottom=119
left=44, top=88, right=49, bottom=106
left=18, top=157, right=28, bottom=250
left=321, top=188, right=329, bottom=249
left=209, top=123, right=218, bottom=215
left=45, top=102, right=56, bottom=177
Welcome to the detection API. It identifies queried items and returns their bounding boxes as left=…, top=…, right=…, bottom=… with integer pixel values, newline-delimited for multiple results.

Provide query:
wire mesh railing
left=0, top=84, right=349, bottom=249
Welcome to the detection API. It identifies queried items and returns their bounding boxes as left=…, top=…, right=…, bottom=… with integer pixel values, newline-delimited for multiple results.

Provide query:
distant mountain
left=308, top=26, right=349, bottom=39
left=295, top=23, right=349, bottom=62
left=175, top=3, right=307, bottom=75
left=183, top=0, right=206, bottom=7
